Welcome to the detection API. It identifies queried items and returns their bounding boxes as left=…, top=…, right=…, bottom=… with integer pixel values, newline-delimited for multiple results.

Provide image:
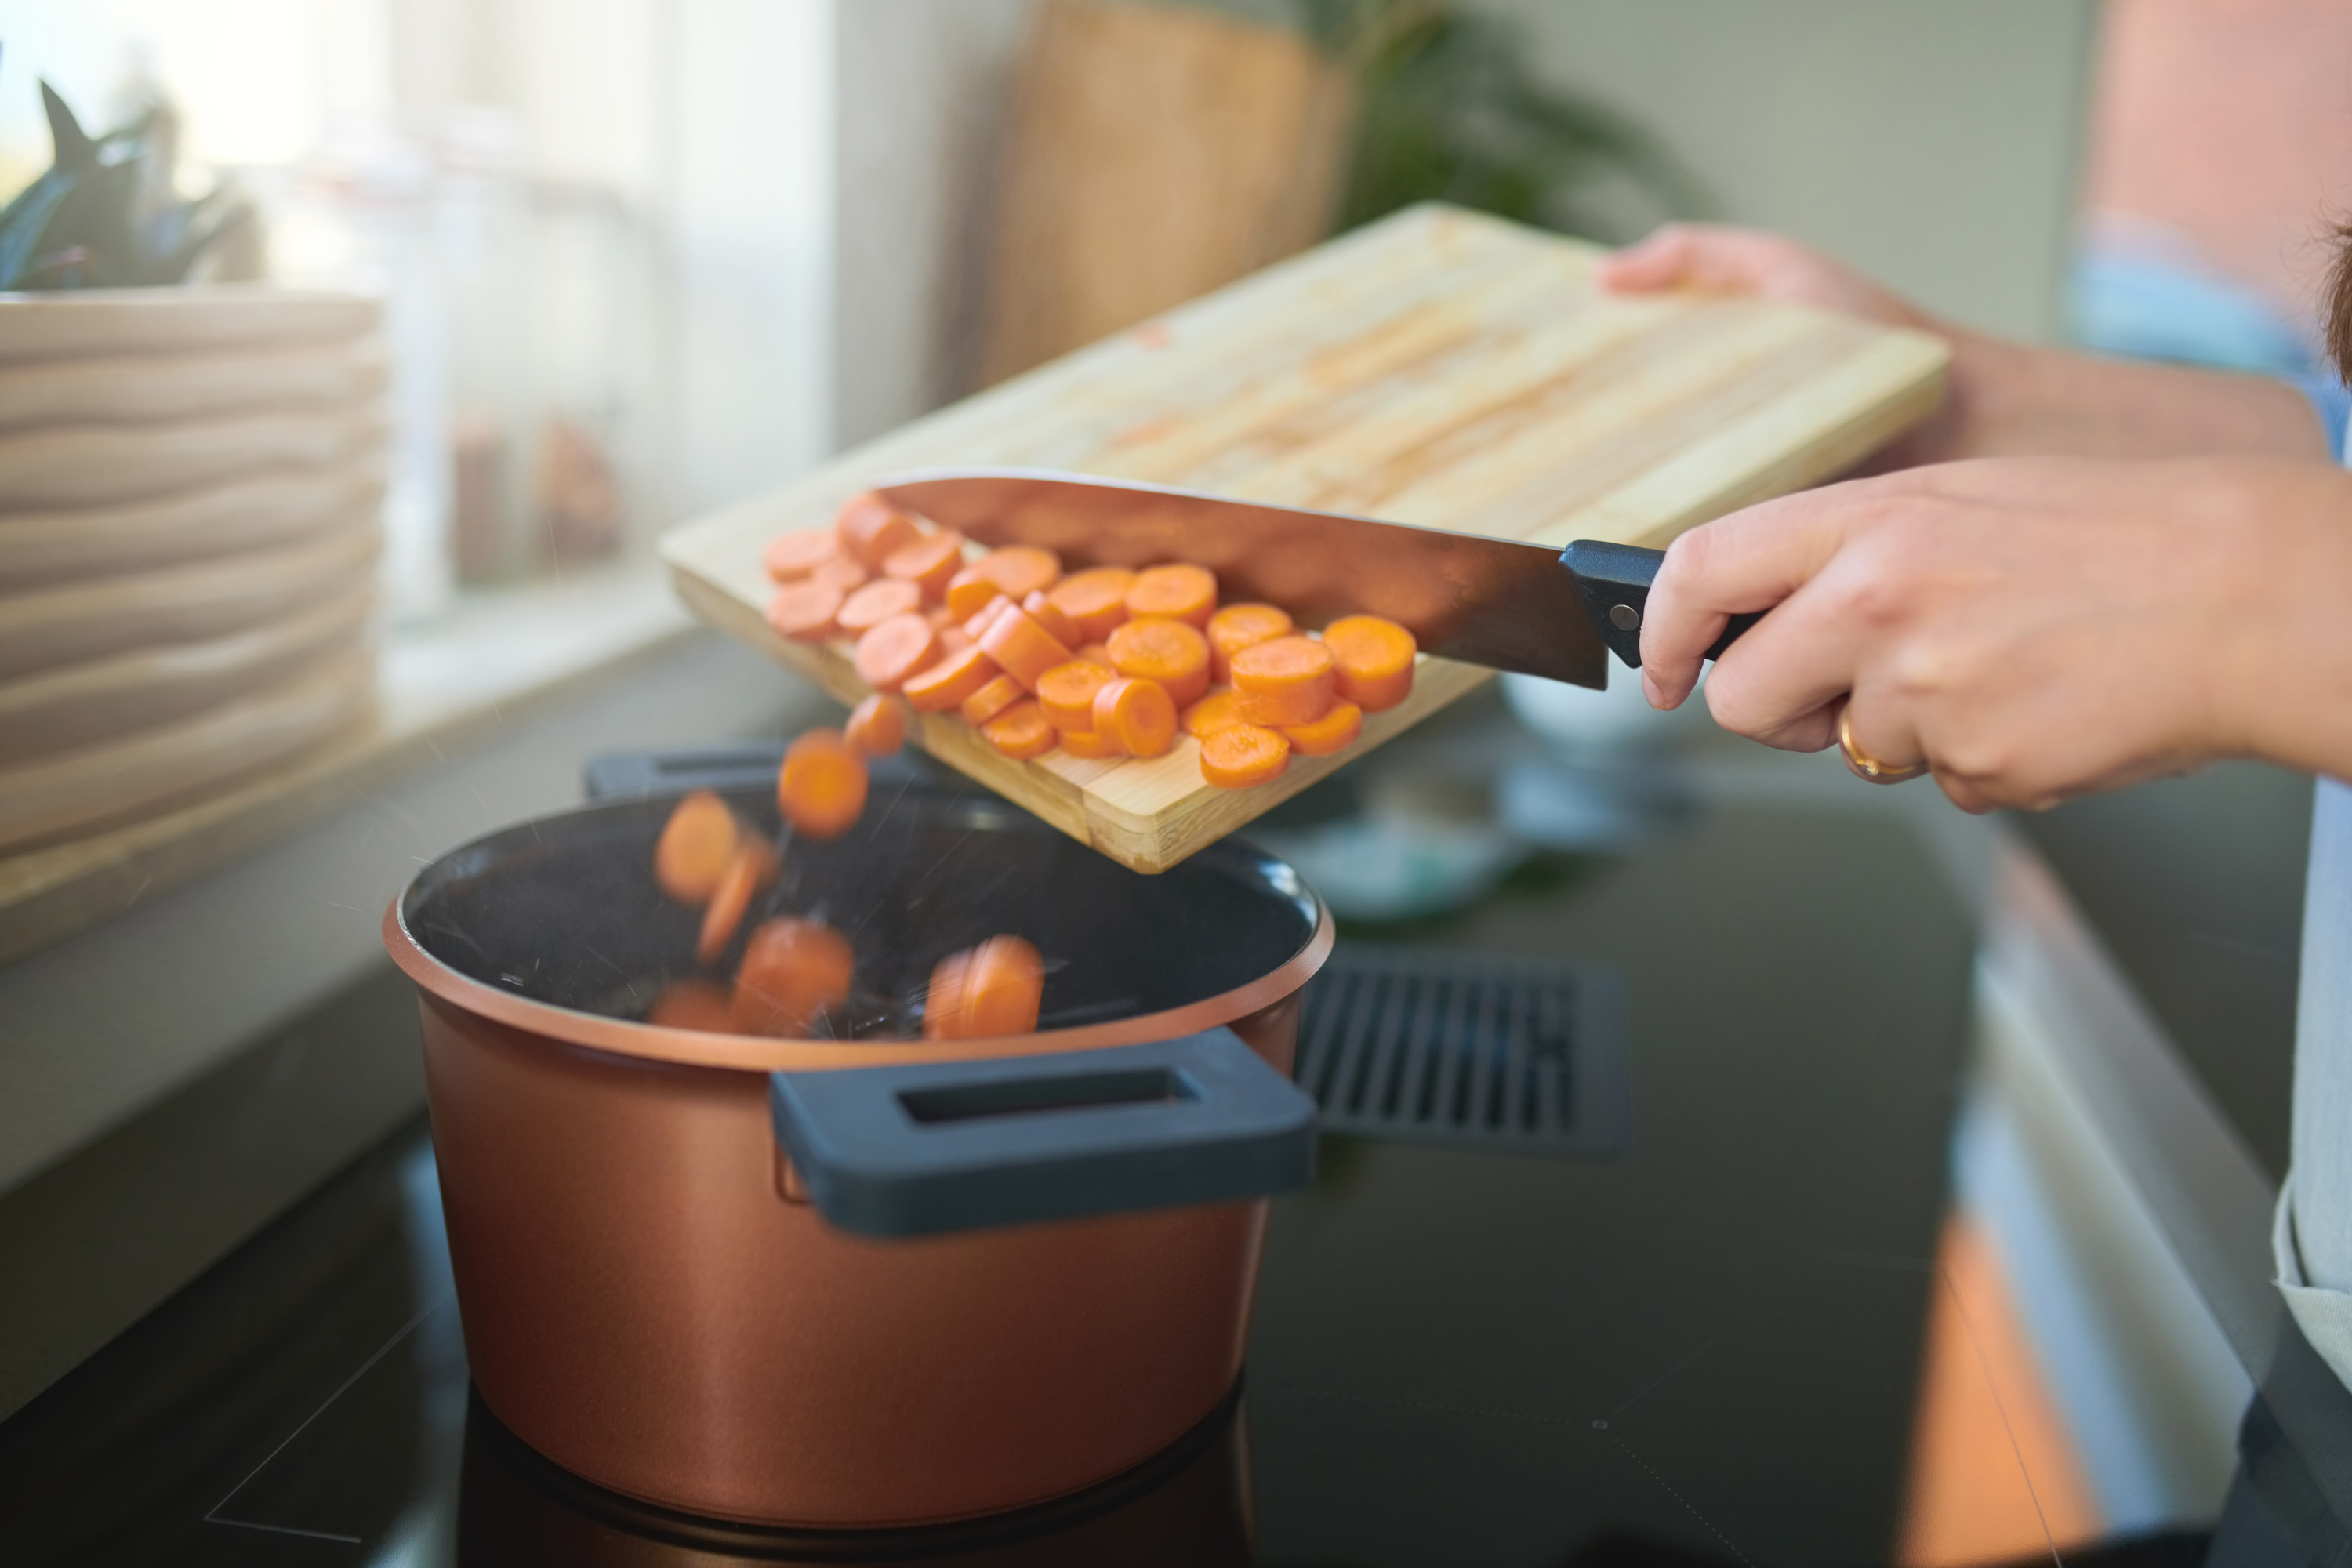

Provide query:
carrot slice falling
left=767, top=579, right=844, bottom=642
left=778, top=728, right=869, bottom=839
left=978, top=544, right=1062, bottom=600
left=653, top=789, right=739, bottom=904
left=1125, top=563, right=1217, bottom=627
left=731, top=916, right=856, bottom=1036
left=845, top=694, right=908, bottom=755
left=696, top=837, right=776, bottom=964
left=1283, top=699, right=1363, bottom=757
left=960, top=673, right=1025, bottom=727
left=837, top=577, right=924, bottom=637
left=1181, top=688, right=1249, bottom=738
left=1229, top=635, right=1334, bottom=727
left=1035, top=659, right=1118, bottom=731
left=1105, top=616, right=1210, bottom=706
left=1093, top=676, right=1178, bottom=758
left=1047, top=567, right=1136, bottom=641
left=648, top=978, right=734, bottom=1033
left=1199, top=723, right=1290, bottom=788
left=963, top=935, right=1044, bottom=1035
left=944, top=564, right=1000, bottom=621
left=764, top=530, right=840, bottom=583
left=851, top=612, right=939, bottom=692
left=883, top=530, right=966, bottom=601
left=1022, top=590, right=1082, bottom=648
left=834, top=493, right=923, bottom=567
left=924, top=949, right=971, bottom=1040
left=905, top=644, right=1000, bottom=712
left=978, top=606, right=1074, bottom=690
left=1319, top=615, right=1417, bottom=712
left=982, top=698, right=1058, bottom=760
left=1206, top=602, right=1294, bottom=682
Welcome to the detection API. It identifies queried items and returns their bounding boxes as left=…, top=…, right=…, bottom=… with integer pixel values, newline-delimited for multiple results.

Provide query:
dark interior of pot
left=401, top=779, right=1322, bottom=1040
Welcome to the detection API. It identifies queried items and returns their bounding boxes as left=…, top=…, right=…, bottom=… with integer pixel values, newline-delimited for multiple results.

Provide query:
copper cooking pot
left=384, top=781, right=1328, bottom=1529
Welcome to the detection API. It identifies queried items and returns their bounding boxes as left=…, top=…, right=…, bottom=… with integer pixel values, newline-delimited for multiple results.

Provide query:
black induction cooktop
left=0, top=782, right=2275, bottom=1566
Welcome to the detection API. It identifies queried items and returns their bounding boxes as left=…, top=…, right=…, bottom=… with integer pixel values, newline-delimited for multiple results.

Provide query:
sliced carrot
left=1230, top=635, right=1335, bottom=727
left=960, top=673, right=1026, bottom=727
left=648, top=978, right=735, bottom=1033
left=982, top=698, right=1058, bottom=760
left=653, top=789, right=739, bottom=904
left=936, top=625, right=973, bottom=658
left=1126, top=563, right=1216, bottom=627
left=1283, top=699, right=1362, bottom=757
left=1319, top=614, right=1417, bottom=712
left=1022, top=590, right=1082, bottom=648
left=778, top=728, right=869, bottom=839
left=1075, top=641, right=1113, bottom=666
left=731, top=916, right=856, bottom=1036
left=764, top=529, right=840, bottom=583
left=852, top=612, right=939, bottom=692
left=944, top=564, right=1000, bottom=621
left=964, top=593, right=1015, bottom=641
left=927, top=604, right=958, bottom=630
left=1056, top=728, right=1124, bottom=759
left=696, top=837, right=776, bottom=964
left=1105, top=616, right=1210, bottom=706
left=1206, top=602, right=1294, bottom=682
left=835, top=493, right=924, bottom=567
left=1093, top=676, right=1178, bottom=758
left=1047, top=567, right=1137, bottom=641
left=846, top=693, right=908, bottom=756
left=924, top=949, right=971, bottom=1040
left=1181, top=687, right=1249, bottom=738
left=963, top=935, right=1044, bottom=1035
left=1035, top=659, right=1118, bottom=731
left=767, top=579, right=845, bottom=642
left=883, top=530, right=966, bottom=602
left=905, top=644, right=1000, bottom=711
left=837, top=577, right=924, bottom=637
left=978, top=605, right=1074, bottom=690
left=1199, top=723, right=1290, bottom=789
left=978, top=544, right=1062, bottom=600
left=808, top=554, right=872, bottom=594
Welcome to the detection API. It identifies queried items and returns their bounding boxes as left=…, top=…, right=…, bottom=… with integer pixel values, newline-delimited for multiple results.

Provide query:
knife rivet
left=1609, top=604, right=1641, bottom=632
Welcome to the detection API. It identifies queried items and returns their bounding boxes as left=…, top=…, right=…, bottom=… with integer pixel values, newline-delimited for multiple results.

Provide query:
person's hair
left=2330, top=222, right=2352, bottom=380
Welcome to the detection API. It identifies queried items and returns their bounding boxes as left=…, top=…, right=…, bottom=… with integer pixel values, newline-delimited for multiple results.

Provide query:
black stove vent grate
left=1295, top=943, right=1630, bottom=1159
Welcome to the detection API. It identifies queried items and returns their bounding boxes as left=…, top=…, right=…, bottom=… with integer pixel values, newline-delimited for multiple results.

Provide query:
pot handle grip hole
left=767, top=1029, right=1317, bottom=1239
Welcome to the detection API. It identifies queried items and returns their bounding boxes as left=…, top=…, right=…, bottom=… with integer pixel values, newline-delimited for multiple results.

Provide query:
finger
left=1838, top=688, right=1929, bottom=779
left=1594, top=225, right=1704, bottom=292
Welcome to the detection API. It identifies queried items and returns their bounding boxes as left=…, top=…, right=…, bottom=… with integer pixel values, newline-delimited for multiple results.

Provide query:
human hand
left=1595, top=223, right=1932, bottom=330
left=1637, top=456, right=2352, bottom=812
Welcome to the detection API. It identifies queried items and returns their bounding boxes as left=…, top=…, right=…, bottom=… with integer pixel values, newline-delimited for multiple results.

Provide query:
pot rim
left=381, top=863, right=1334, bottom=1076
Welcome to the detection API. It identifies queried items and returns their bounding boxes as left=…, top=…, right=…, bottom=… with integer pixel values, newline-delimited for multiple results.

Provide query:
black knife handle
left=1558, top=540, right=1761, bottom=671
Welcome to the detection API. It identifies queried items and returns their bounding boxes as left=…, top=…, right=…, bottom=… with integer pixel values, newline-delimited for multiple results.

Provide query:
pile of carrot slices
left=764, top=492, right=1421, bottom=790
left=644, top=711, right=1044, bottom=1039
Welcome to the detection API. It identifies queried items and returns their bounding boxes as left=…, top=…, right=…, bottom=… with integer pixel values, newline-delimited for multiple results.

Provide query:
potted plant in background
left=0, top=74, right=389, bottom=855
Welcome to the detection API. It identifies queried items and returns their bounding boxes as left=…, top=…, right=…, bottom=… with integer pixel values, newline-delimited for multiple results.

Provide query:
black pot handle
left=768, top=1028, right=1317, bottom=1239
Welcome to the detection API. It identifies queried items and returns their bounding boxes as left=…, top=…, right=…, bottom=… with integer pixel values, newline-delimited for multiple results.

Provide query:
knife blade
left=874, top=468, right=1621, bottom=689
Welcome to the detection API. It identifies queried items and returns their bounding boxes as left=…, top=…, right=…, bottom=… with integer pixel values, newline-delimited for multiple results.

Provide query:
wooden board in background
left=662, top=203, right=1948, bottom=873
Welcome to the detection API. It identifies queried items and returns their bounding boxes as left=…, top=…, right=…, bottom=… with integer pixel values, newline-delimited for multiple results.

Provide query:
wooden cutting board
left=661, top=203, right=1947, bottom=873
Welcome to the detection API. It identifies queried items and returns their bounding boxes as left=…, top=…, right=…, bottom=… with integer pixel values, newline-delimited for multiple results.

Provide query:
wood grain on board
left=662, top=203, right=1949, bottom=874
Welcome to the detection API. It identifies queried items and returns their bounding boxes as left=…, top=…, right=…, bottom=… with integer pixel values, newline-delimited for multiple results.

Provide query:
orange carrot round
left=1047, top=567, right=1137, bottom=641
left=1105, top=616, right=1210, bottom=706
left=845, top=693, right=908, bottom=755
left=653, top=789, right=739, bottom=904
left=1056, top=728, right=1124, bottom=759
left=767, top=579, right=845, bottom=642
left=924, top=949, right=971, bottom=1039
left=982, top=698, right=1058, bottom=760
left=1199, top=723, right=1290, bottom=788
left=936, top=625, right=973, bottom=657
left=963, top=593, right=1015, bottom=641
left=1093, top=676, right=1178, bottom=758
left=882, top=529, right=966, bottom=601
left=764, top=530, right=840, bottom=582
left=696, top=837, right=776, bottom=964
left=1022, top=590, right=1082, bottom=648
left=1230, top=635, right=1335, bottom=727
left=648, top=978, right=734, bottom=1033
left=905, top=644, right=999, bottom=711
left=851, top=612, right=939, bottom=692
left=835, top=493, right=923, bottom=567
left=1181, top=688, right=1249, bottom=738
left=978, top=605, right=1074, bottom=690
left=1319, top=614, right=1417, bottom=711
left=960, top=673, right=1026, bottom=727
left=1283, top=699, right=1363, bottom=756
left=837, top=577, right=924, bottom=637
left=978, top=544, right=1062, bottom=600
left=944, top=564, right=1000, bottom=621
left=1206, top=602, right=1294, bottom=681
left=731, top=916, right=855, bottom=1036
left=808, top=554, right=871, bottom=594
left=1125, top=563, right=1217, bottom=627
left=1075, top=641, right=1113, bottom=666
left=1035, top=659, right=1118, bottom=731
left=963, top=935, right=1044, bottom=1035
left=779, top=728, right=869, bottom=839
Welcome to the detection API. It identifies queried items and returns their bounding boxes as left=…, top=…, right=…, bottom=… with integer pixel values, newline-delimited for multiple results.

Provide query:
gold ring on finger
left=1838, top=700, right=1929, bottom=786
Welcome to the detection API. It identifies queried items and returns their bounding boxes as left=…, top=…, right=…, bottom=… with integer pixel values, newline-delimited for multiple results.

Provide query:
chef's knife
left=873, top=469, right=1754, bottom=690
